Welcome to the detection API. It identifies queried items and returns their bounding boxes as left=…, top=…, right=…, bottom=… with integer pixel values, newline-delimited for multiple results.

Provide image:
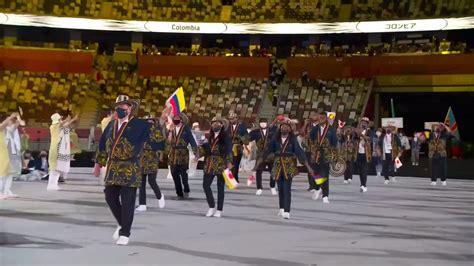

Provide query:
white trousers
left=0, top=175, right=15, bottom=197
left=47, top=170, right=67, bottom=190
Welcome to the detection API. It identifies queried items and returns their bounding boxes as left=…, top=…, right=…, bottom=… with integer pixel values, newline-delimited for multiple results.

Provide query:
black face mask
left=387, top=130, right=392, bottom=134
left=173, top=120, right=181, bottom=125
left=281, top=130, right=290, bottom=136
left=212, top=127, right=221, bottom=132
left=115, top=108, right=128, bottom=119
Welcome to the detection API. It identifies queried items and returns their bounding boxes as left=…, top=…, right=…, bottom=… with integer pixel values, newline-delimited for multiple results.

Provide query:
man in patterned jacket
left=94, top=95, right=151, bottom=246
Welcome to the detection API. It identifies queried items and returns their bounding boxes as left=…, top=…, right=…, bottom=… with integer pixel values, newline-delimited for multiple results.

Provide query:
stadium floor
left=1, top=168, right=473, bottom=266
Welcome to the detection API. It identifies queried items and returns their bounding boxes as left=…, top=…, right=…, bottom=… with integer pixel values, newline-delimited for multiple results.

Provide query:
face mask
left=376, top=132, right=382, bottom=137
left=281, top=130, right=289, bottom=136
left=435, top=129, right=440, bottom=133
left=115, top=108, right=128, bottom=119
left=173, top=120, right=181, bottom=126
left=387, top=130, right=392, bottom=134
left=259, top=122, right=268, bottom=128
left=212, top=127, right=221, bottom=132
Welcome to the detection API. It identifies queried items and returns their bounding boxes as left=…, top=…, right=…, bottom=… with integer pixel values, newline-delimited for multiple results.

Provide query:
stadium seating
left=1, top=0, right=472, bottom=22
left=0, top=70, right=91, bottom=126
left=103, top=62, right=268, bottom=126
left=277, top=77, right=372, bottom=122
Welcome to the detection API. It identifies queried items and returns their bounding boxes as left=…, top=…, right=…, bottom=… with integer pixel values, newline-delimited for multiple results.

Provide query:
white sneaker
left=47, top=186, right=62, bottom=191
left=360, top=186, right=367, bottom=193
left=377, top=173, right=381, bottom=178
left=135, top=205, right=147, bottom=212
left=184, top=192, right=189, bottom=199
left=391, top=177, right=397, bottom=183
left=322, top=197, right=330, bottom=204
left=158, top=194, right=165, bottom=209
left=256, top=189, right=263, bottom=196
left=282, top=212, right=290, bottom=219
left=270, top=187, right=277, bottom=195
left=343, top=180, right=349, bottom=184
left=430, top=182, right=437, bottom=186
left=348, top=179, right=352, bottom=184
left=113, top=226, right=121, bottom=241
left=116, top=236, right=129, bottom=245
left=206, top=208, right=216, bottom=217
left=312, top=189, right=322, bottom=200
left=441, top=181, right=447, bottom=186
left=277, top=209, right=284, bottom=216
left=213, top=211, right=222, bottom=218
left=384, top=180, right=389, bottom=185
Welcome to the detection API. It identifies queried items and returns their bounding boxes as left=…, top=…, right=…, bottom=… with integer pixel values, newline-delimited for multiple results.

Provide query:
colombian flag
left=168, top=87, right=186, bottom=115
left=444, top=106, right=460, bottom=141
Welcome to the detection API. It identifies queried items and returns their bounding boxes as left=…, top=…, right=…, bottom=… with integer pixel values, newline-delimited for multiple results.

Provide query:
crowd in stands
left=1, top=0, right=472, bottom=23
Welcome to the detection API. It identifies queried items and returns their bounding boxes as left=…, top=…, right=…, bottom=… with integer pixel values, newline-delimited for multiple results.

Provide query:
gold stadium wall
left=287, top=54, right=474, bottom=79
left=374, top=74, right=474, bottom=92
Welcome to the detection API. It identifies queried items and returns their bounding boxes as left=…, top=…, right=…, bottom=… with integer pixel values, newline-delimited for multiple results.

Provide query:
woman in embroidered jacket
left=428, top=123, right=452, bottom=186
left=309, top=112, right=337, bottom=203
left=248, top=117, right=278, bottom=196
left=136, top=111, right=168, bottom=212
left=339, top=124, right=357, bottom=184
left=200, top=117, right=233, bottom=218
left=260, top=118, right=314, bottom=220
left=94, top=95, right=151, bottom=246
left=165, top=113, right=198, bottom=199
left=0, top=113, right=23, bottom=199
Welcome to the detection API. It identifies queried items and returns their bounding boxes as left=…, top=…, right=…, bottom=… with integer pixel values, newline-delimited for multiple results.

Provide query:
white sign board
left=381, top=117, right=404, bottom=128
left=0, top=13, right=473, bottom=34
left=424, top=122, right=442, bottom=131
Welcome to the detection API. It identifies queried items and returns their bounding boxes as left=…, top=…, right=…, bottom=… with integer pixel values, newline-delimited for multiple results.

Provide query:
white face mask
left=260, top=123, right=268, bottom=128
left=376, top=132, right=382, bottom=137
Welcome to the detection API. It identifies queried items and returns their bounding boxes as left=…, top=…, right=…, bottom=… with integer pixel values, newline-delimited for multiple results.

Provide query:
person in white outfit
left=0, top=113, right=24, bottom=199
left=47, top=112, right=79, bottom=191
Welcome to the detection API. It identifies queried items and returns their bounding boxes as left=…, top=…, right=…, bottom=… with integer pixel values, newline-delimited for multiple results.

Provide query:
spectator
left=411, top=132, right=422, bottom=166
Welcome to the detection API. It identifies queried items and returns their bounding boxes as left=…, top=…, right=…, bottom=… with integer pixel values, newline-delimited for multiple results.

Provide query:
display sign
left=424, top=122, right=442, bottom=130
left=0, top=13, right=473, bottom=34
left=381, top=117, right=404, bottom=128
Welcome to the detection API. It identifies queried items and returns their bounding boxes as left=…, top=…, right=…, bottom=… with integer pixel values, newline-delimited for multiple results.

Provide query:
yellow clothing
left=101, top=116, right=113, bottom=133
left=70, top=131, right=81, bottom=154
left=0, top=131, right=11, bottom=176
left=48, top=124, right=60, bottom=171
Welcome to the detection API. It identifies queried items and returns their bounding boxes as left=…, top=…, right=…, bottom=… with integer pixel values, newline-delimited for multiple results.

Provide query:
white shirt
left=358, top=138, right=366, bottom=154
left=262, top=129, right=267, bottom=136
left=175, top=126, right=182, bottom=135
left=118, top=117, right=129, bottom=131
left=214, top=131, right=220, bottom=139
left=319, top=124, right=326, bottom=136
left=281, top=137, right=287, bottom=144
left=384, top=134, right=393, bottom=154
left=232, top=124, right=237, bottom=131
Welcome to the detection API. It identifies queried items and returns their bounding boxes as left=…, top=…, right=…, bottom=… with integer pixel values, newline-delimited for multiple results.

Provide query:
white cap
left=51, top=113, right=61, bottom=124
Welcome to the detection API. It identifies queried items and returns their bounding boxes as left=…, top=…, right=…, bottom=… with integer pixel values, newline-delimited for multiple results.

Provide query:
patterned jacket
left=428, top=131, right=450, bottom=158
left=339, top=133, right=357, bottom=162
left=301, top=123, right=318, bottom=154
left=355, top=130, right=373, bottom=163
left=379, top=133, right=402, bottom=160
left=248, top=126, right=277, bottom=162
left=264, top=134, right=307, bottom=180
left=199, top=132, right=233, bottom=175
left=166, top=125, right=197, bottom=167
left=96, top=118, right=151, bottom=188
left=310, top=123, right=338, bottom=164
left=141, top=123, right=166, bottom=174
left=226, top=122, right=249, bottom=157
